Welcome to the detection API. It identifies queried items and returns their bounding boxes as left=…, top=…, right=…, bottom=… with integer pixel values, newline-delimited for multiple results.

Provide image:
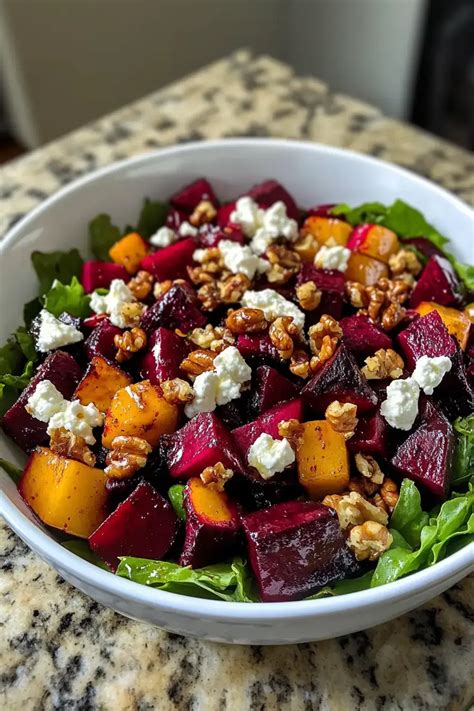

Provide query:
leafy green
left=62, top=540, right=108, bottom=569
left=0, top=338, right=23, bottom=377
left=89, top=214, right=121, bottom=261
left=15, top=327, right=38, bottom=362
left=168, top=484, right=186, bottom=520
left=452, top=415, right=474, bottom=486
left=136, top=198, right=169, bottom=239
left=450, top=260, right=474, bottom=291
left=23, top=298, right=42, bottom=327
left=307, top=571, right=375, bottom=598
left=43, top=277, right=91, bottom=318
left=0, top=458, right=23, bottom=484
left=389, top=479, right=429, bottom=548
left=31, top=249, right=83, bottom=294
left=0, top=359, right=34, bottom=417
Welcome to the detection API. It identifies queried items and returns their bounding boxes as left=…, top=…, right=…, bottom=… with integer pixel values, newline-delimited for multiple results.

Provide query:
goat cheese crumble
left=179, top=221, right=198, bottom=237
left=230, top=197, right=298, bottom=255
left=314, top=245, right=351, bottom=272
left=26, top=380, right=66, bottom=422
left=247, top=433, right=295, bottom=480
left=412, top=355, right=452, bottom=395
left=241, top=289, right=305, bottom=330
left=35, top=310, right=83, bottom=353
left=380, top=378, right=420, bottom=431
left=149, top=226, right=177, bottom=247
left=218, top=240, right=269, bottom=279
left=90, top=278, right=139, bottom=328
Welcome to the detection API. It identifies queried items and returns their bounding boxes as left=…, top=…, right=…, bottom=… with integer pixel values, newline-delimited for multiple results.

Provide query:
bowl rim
left=1, top=137, right=473, bottom=619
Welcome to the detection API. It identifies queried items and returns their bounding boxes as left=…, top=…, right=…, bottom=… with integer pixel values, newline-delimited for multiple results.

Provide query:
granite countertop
left=1, top=51, right=473, bottom=710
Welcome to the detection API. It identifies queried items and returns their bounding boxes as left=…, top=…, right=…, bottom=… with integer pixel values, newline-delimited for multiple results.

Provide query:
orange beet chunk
left=303, top=216, right=353, bottom=247
left=19, top=448, right=108, bottom=538
left=345, top=252, right=389, bottom=285
left=109, top=232, right=149, bottom=274
left=74, top=355, right=132, bottom=412
left=296, top=420, right=349, bottom=499
left=416, top=302, right=471, bottom=350
left=348, top=224, right=399, bottom=263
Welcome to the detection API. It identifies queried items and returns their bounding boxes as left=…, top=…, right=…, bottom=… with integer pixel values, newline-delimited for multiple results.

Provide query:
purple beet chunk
left=435, top=348, right=474, bottom=418
left=84, top=318, right=122, bottom=361
left=243, top=501, right=359, bottom=602
left=165, top=207, right=188, bottom=231
left=170, top=178, right=218, bottom=212
left=306, top=203, right=336, bottom=218
left=140, top=237, right=196, bottom=281
left=296, top=264, right=345, bottom=321
left=391, top=403, right=454, bottom=498
left=139, top=327, right=189, bottom=385
left=232, top=398, right=303, bottom=457
left=397, top=310, right=456, bottom=370
left=401, top=237, right=444, bottom=260
left=302, top=343, right=378, bottom=414
left=246, top=180, right=299, bottom=221
left=347, top=411, right=388, bottom=457
left=81, top=261, right=128, bottom=293
left=1, top=351, right=82, bottom=452
left=410, top=255, right=463, bottom=309
left=250, top=365, right=298, bottom=415
left=140, top=283, right=206, bottom=335
left=236, top=334, right=280, bottom=362
left=341, top=315, right=392, bottom=359
left=162, top=412, right=245, bottom=478
left=89, top=481, right=179, bottom=570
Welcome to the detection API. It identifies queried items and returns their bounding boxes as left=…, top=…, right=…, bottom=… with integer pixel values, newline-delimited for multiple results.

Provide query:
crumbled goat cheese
left=26, top=380, right=66, bottom=422
left=241, top=289, right=305, bottom=330
left=380, top=378, right=420, bottom=431
left=179, top=221, right=198, bottom=237
left=47, top=400, right=103, bottom=445
left=412, top=355, right=452, bottom=395
left=184, top=371, right=220, bottom=418
left=90, top=278, right=138, bottom=328
left=149, top=226, right=177, bottom=247
left=230, top=196, right=264, bottom=237
left=192, top=248, right=208, bottom=263
left=230, top=197, right=298, bottom=255
left=35, top=309, right=83, bottom=353
left=314, top=245, right=351, bottom=272
left=218, top=240, right=269, bottom=279
left=247, top=433, right=295, bottom=480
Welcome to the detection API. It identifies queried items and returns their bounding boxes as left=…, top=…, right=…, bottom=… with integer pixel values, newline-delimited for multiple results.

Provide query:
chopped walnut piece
left=380, top=477, right=399, bottom=512
left=348, top=521, right=393, bottom=561
left=219, top=273, right=251, bottom=303
left=197, top=282, right=221, bottom=311
left=188, top=324, right=235, bottom=352
left=381, top=301, right=406, bottom=331
left=345, top=281, right=370, bottom=309
left=153, top=280, right=173, bottom=299
left=49, top=427, right=96, bottom=467
left=389, top=249, right=422, bottom=277
left=127, top=270, right=153, bottom=300
left=354, top=453, right=384, bottom=485
left=324, top=491, right=388, bottom=530
left=296, top=281, right=322, bottom=311
left=293, top=232, right=319, bottom=260
left=266, top=245, right=301, bottom=284
left=361, top=348, right=404, bottom=380
left=180, top=349, right=217, bottom=376
left=290, top=349, right=311, bottom=379
left=308, top=314, right=342, bottom=371
left=269, top=316, right=300, bottom=359
left=200, top=461, right=234, bottom=491
left=278, top=418, right=305, bottom=449
left=226, top=307, right=268, bottom=334
left=104, top=435, right=152, bottom=479
left=190, top=200, right=217, bottom=226
left=161, top=378, right=195, bottom=405
left=348, top=475, right=379, bottom=497
left=325, top=400, right=358, bottom=440
left=114, top=327, right=147, bottom=363
left=119, top=302, right=146, bottom=328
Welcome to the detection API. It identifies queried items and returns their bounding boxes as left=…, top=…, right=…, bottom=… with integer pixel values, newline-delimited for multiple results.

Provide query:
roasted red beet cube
left=306, top=203, right=336, bottom=218
left=347, top=411, right=388, bottom=457
left=296, top=264, right=345, bottom=321
left=246, top=180, right=299, bottom=221
left=397, top=311, right=456, bottom=370
left=165, top=207, right=188, bottom=231
left=391, top=403, right=454, bottom=498
left=140, top=237, right=196, bottom=281
left=216, top=202, right=236, bottom=228
left=250, top=366, right=298, bottom=415
left=170, top=178, right=218, bottom=212
left=243, top=501, right=358, bottom=601
left=302, top=344, right=378, bottom=414
left=347, top=224, right=372, bottom=251
left=162, top=412, right=245, bottom=478
left=232, top=399, right=303, bottom=458
left=435, top=348, right=474, bottom=418
left=89, top=481, right=179, bottom=570
left=236, top=334, right=280, bottom=362
left=401, top=237, right=444, bottom=260
left=340, top=315, right=392, bottom=358
left=81, top=261, right=128, bottom=293
left=139, top=327, right=189, bottom=384
left=140, top=283, right=206, bottom=335
left=410, top=255, right=463, bottom=309
left=1, top=351, right=82, bottom=452
left=84, top=318, right=122, bottom=361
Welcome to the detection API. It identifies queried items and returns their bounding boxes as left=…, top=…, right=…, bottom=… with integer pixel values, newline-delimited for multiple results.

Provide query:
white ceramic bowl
left=1, top=139, right=473, bottom=644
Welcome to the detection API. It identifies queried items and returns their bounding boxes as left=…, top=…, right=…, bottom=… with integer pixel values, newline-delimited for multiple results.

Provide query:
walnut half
left=105, top=436, right=152, bottom=479
left=348, top=520, right=393, bottom=561
left=325, top=400, right=358, bottom=440
left=361, top=348, right=404, bottom=380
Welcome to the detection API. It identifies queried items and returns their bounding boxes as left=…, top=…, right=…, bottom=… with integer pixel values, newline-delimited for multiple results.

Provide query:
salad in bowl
left=1, top=176, right=473, bottom=604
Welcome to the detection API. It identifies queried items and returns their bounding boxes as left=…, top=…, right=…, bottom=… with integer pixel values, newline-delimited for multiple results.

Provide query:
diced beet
left=250, top=365, right=298, bottom=415
left=84, top=318, right=122, bottom=361
left=216, top=202, right=236, bottom=227
left=435, top=348, right=474, bottom=418
left=243, top=501, right=358, bottom=601
left=347, top=224, right=372, bottom=251
left=81, top=261, right=128, bottom=293
left=341, top=315, right=392, bottom=358
left=302, top=344, right=378, bottom=414
left=391, top=404, right=454, bottom=498
left=232, top=399, right=303, bottom=457
left=1, top=351, right=82, bottom=452
left=397, top=311, right=457, bottom=370
left=195, top=225, right=245, bottom=248
left=410, top=255, right=463, bottom=309
left=170, top=178, right=218, bottom=212
left=162, top=412, right=245, bottom=479
left=347, top=411, right=388, bottom=457
left=83, top=313, right=108, bottom=330
left=236, top=334, right=280, bottom=362
left=401, top=237, right=444, bottom=260
left=165, top=207, right=188, bottom=231
left=217, top=399, right=250, bottom=430
left=139, top=327, right=189, bottom=384
left=246, top=180, right=299, bottom=221
left=140, top=283, right=206, bottom=335
left=179, top=478, right=241, bottom=568
left=296, top=264, right=345, bottom=321
left=105, top=473, right=144, bottom=513
left=140, top=237, right=196, bottom=281
left=89, top=481, right=178, bottom=570
left=306, top=203, right=336, bottom=218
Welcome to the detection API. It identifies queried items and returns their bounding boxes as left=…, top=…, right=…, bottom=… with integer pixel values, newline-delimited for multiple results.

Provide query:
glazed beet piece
left=81, top=261, right=128, bottom=293
left=232, top=398, right=303, bottom=457
left=165, top=207, right=188, bottom=231
left=139, top=327, right=190, bottom=384
left=89, top=481, right=179, bottom=570
left=217, top=398, right=250, bottom=430
left=140, top=237, right=196, bottom=281
left=246, top=180, right=299, bottom=221
left=397, top=311, right=456, bottom=370
left=179, top=478, right=241, bottom=568
left=243, top=501, right=359, bottom=602
left=1, top=351, right=82, bottom=452
left=250, top=365, right=298, bottom=415
left=435, top=348, right=474, bottom=418
left=401, top=237, right=444, bottom=260
left=170, top=178, right=218, bottom=212
left=140, top=283, right=206, bottom=335
left=236, top=334, right=280, bottom=363
left=84, top=318, right=122, bottom=361
left=162, top=412, right=245, bottom=478
left=391, top=403, right=454, bottom=498
left=302, top=344, right=378, bottom=414
left=347, top=411, right=388, bottom=457
left=296, top=264, right=345, bottom=321
left=105, top=473, right=144, bottom=513
left=410, top=255, right=463, bottom=309
left=340, top=315, right=392, bottom=359
left=216, top=203, right=236, bottom=228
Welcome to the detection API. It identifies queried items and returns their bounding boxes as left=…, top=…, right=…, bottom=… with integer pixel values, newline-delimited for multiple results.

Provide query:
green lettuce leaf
left=43, top=276, right=91, bottom=318
left=23, top=297, right=43, bottom=328
left=0, top=360, right=34, bottom=389
left=0, top=458, right=23, bottom=484
left=15, top=326, right=38, bottom=362
left=89, top=214, right=121, bottom=261
left=168, top=484, right=186, bottom=520
left=136, top=198, right=169, bottom=239
left=0, top=338, right=23, bottom=376
left=389, top=479, right=429, bottom=548
left=31, top=249, right=83, bottom=294
left=452, top=415, right=474, bottom=486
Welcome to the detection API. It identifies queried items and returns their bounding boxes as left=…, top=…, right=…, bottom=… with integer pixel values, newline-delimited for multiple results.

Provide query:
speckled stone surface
left=1, top=51, right=473, bottom=710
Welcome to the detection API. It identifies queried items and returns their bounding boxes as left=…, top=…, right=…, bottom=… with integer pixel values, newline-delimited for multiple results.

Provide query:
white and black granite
left=1, top=51, right=473, bottom=710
